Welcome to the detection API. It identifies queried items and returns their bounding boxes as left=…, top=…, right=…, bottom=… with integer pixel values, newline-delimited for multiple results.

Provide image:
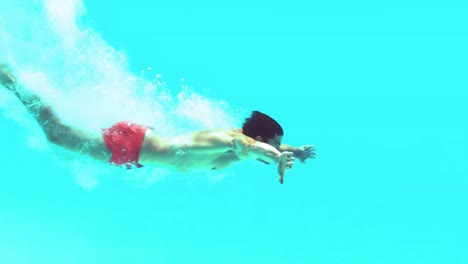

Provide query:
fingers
left=285, top=154, right=295, bottom=167
left=278, top=152, right=295, bottom=184
left=284, top=153, right=294, bottom=169
left=304, top=146, right=316, bottom=153
left=284, top=152, right=294, bottom=160
left=303, top=145, right=317, bottom=160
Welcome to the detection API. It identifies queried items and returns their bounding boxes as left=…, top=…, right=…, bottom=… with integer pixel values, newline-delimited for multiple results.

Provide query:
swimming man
left=0, top=64, right=316, bottom=184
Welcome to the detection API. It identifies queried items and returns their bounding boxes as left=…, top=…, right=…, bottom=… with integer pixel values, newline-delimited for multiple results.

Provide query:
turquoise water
left=1, top=0, right=467, bottom=263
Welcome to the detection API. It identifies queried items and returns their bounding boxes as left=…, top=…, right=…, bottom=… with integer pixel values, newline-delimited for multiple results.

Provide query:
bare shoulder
left=229, top=129, right=256, bottom=146
left=191, top=128, right=241, bottom=139
left=188, top=128, right=253, bottom=149
left=144, top=128, right=250, bottom=153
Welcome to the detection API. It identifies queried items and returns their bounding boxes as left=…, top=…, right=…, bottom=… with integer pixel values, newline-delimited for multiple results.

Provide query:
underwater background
left=0, top=0, right=467, bottom=263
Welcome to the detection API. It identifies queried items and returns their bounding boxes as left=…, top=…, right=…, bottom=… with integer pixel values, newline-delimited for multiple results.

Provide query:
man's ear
left=255, top=136, right=263, bottom=142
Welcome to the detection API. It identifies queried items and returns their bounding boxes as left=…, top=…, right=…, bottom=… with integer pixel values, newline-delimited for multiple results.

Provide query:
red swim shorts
left=102, top=122, right=148, bottom=168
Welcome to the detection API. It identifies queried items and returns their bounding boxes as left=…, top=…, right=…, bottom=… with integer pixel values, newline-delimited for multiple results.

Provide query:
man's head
left=242, top=111, right=284, bottom=148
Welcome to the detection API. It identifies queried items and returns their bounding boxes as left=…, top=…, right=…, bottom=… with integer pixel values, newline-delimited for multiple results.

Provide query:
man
left=0, top=64, right=315, bottom=184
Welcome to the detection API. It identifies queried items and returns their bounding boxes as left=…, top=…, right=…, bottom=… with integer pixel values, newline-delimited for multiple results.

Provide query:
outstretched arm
left=232, top=134, right=295, bottom=184
left=280, top=144, right=316, bottom=163
left=170, top=130, right=295, bottom=183
left=172, top=130, right=286, bottom=164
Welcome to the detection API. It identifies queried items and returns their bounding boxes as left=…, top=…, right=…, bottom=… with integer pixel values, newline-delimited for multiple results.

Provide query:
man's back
left=139, top=128, right=245, bottom=172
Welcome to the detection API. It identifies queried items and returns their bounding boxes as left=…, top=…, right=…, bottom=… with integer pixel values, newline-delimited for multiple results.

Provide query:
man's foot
left=0, top=64, right=17, bottom=91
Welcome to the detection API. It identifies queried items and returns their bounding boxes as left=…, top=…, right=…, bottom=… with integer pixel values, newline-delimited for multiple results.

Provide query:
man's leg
left=0, top=64, right=110, bottom=161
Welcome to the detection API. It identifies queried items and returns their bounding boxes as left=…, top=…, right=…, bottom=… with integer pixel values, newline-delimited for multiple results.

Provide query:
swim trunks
left=102, top=122, right=148, bottom=168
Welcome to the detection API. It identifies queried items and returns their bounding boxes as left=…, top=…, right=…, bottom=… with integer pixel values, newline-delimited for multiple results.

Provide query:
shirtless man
left=0, top=64, right=316, bottom=184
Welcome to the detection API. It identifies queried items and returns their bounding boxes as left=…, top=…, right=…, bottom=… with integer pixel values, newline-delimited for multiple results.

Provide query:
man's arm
left=170, top=130, right=295, bottom=183
left=231, top=134, right=294, bottom=184
left=169, top=130, right=275, bottom=161
left=280, top=144, right=316, bottom=163
left=233, top=136, right=283, bottom=163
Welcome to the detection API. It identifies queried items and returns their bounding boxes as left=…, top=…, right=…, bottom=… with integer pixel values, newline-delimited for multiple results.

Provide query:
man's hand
left=296, top=145, right=316, bottom=163
left=278, top=151, right=295, bottom=184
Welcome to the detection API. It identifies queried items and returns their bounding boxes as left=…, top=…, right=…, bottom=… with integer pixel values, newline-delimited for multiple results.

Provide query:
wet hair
left=242, top=111, right=284, bottom=141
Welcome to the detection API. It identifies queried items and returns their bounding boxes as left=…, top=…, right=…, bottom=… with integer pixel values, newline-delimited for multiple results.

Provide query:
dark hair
left=242, top=111, right=283, bottom=141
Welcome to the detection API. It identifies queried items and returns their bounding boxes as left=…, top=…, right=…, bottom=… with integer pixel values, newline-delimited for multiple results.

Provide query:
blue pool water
left=1, top=1, right=467, bottom=263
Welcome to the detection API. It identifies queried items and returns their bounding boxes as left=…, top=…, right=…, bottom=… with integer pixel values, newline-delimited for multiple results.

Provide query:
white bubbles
left=1, top=0, right=240, bottom=188
left=2, top=0, right=239, bottom=132
left=44, top=0, right=85, bottom=46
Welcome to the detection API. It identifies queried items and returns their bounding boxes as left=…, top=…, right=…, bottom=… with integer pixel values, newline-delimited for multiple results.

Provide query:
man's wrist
left=280, top=145, right=301, bottom=157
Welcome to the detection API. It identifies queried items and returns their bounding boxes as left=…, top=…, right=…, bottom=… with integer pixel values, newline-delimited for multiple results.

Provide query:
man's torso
left=138, top=128, right=243, bottom=171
